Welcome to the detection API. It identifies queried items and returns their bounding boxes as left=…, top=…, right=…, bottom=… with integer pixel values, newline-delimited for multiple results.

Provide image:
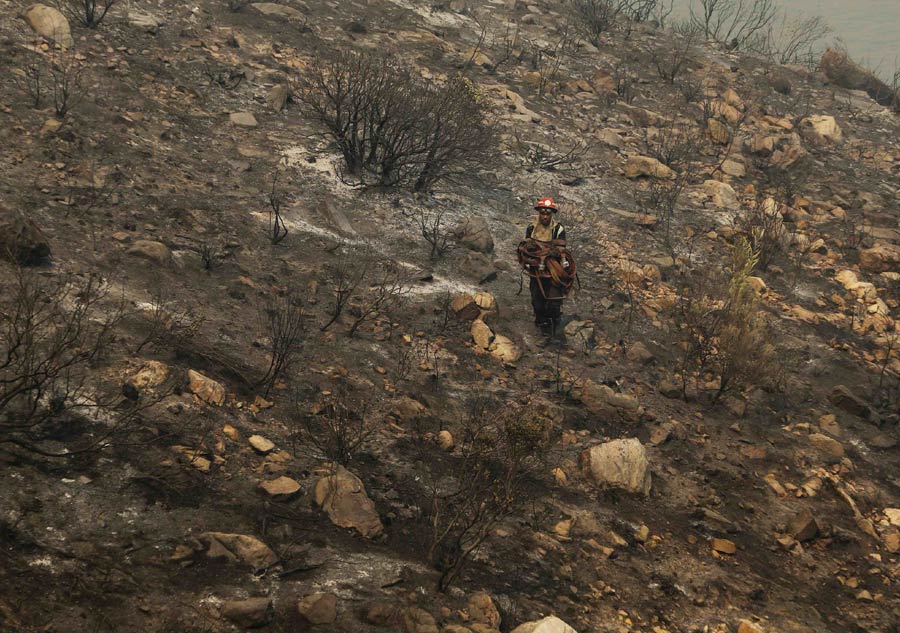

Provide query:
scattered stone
left=510, top=615, right=578, bottom=633
left=0, top=215, right=51, bottom=265
left=437, top=430, right=454, bottom=451
left=859, top=244, right=900, bottom=274
left=128, top=361, right=170, bottom=390
left=721, top=158, right=746, bottom=178
left=128, top=11, right=164, bottom=33
left=818, top=414, right=842, bottom=437
left=127, top=240, right=173, bottom=267
left=22, top=4, right=73, bottom=48
left=882, top=527, right=900, bottom=553
left=365, top=602, right=399, bottom=626
left=248, top=435, right=276, bottom=454
left=799, top=115, right=842, bottom=145
left=187, top=369, right=226, bottom=406
left=596, top=129, right=624, bottom=149
left=625, top=155, right=675, bottom=180
left=474, top=291, right=496, bottom=312
left=564, top=320, right=595, bottom=348
left=712, top=538, right=737, bottom=555
left=704, top=179, right=739, bottom=210
left=658, top=379, right=683, bottom=399
left=626, top=341, right=654, bottom=364
left=313, top=465, right=383, bottom=538
left=580, top=438, right=651, bottom=495
left=267, top=83, right=291, bottom=111
left=451, top=293, right=481, bottom=321
left=828, top=385, right=871, bottom=419
left=389, top=396, right=427, bottom=423
left=456, top=216, right=494, bottom=253
left=467, top=593, right=500, bottom=630
left=884, top=508, right=900, bottom=526
left=634, top=525, right=650, bottom=543
left=737, top=620, right=763, bottom=633
left=459, top=251, right=497, bottom=283
left=789, top=509, right=820, bottom=542
left=471, top=319, right=494, bottom=349
left=401, top=607, right=439, bottom=633
left=298, top=593, right=337, bottom=625
left=578, top=380, right=643, bottom=423
left=222, top=597, right=273, bottom=628
left=199, top=532, right=278, bottom=569
left=230, top=112, right=258, bottom=127
left=808, top=433, right=844, bottom=460
left=489, top=335, right=521, bottom=364
left=259, top=476, right=301, bottom=498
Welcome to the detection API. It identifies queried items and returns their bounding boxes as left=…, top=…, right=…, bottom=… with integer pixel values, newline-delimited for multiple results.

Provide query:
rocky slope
left=1, top=1, right=900, bottom=632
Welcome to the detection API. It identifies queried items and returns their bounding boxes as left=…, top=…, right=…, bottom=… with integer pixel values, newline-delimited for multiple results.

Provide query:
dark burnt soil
left=3, top=0, right=900, bottom=632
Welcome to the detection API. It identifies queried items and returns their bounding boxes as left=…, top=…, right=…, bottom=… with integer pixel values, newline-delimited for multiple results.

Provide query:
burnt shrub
left=296, top=49, right=497, bottom=192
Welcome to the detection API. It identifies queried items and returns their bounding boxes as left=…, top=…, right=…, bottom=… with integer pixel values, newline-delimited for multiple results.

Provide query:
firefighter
left=525, top=197, right=567, bottom=335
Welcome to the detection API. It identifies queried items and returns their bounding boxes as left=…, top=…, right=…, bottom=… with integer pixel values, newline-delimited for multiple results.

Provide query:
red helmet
left=535, top=197, right=558, bottom=212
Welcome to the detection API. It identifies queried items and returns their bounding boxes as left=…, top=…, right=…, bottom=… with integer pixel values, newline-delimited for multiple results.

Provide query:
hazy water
left=674, top=0, right=899, bottom=77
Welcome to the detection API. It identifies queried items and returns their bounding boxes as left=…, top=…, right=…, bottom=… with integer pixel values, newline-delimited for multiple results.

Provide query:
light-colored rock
left=128, top=361, right=170, bottom=389
left=222, top=597, right=273, bottom=628
left=799, top=115, right=842, bottom=144
left=249, top=435, right=276, bottom=453
left=712, top=538, right=736, bottom=554
left=389, top=396, right=427, bottom=423
left=625, top=155, right=675, bottom=180
left=313, top=465, right=383, bottom=538
left=860, top=244, right=900, bottom=273
left=884, top=527, right=900, bottom=553
left=580, top=438, right=651, bottom=495
left=230, top=112, right=258, bottom=127
left=626, top=341, right=654, bottom=364
left=187, top=369, right=226, bottom=406
left=267, top=83, right=291, bottom=111
left=456, top=216, right=494, bottom=253
left=298, top=592, right=337, bottom=625
left=789, top=509, right=820, bottom=542
left=564, top=320, right=595, bottom=348
left=707, top=118, right=731, bottom=144
left=595, top=129, right=624, bottom=149
left=489, top=335, right=521, bottom=364
left=199, top=532, right=278, bottom=569
left=721, top=158, right=746, bottom=178
left=127, top=240, right=173, bottom=266
left=884, top=508, right=900, bottom=526
left=128, top=11, right=164, bottom=33
left=437, top=430, right=454, bottom=450
left=471, top=319, right=494, bottom=349
left=467, top=592, right=500, bottom=629
left=23, top=5, right=73, bottom=48
left=451, top=293, right=481, bottom=321
left=511, top=615, right=578, bottom=633
left=474, top=291, right=496, bottom=312
left=704, top=179, right=739, bottom=210
left=737, top=619, right=763, bottom=633
left=259, top=476, right=301, bottom=498
left=808, top=433, right=844, bottom=460
left=579, top=380, right=643, bottom=423
left=402, top=607, right=439, bottom=633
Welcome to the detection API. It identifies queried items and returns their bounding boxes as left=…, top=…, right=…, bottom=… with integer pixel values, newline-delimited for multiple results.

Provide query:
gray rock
left=580, top=438, right=651, bottom=495
left=230, top=112, right=258, bottom=127
left=126, top=240, right=173, bottom=266
left=455, top=216, right=494, bottom=253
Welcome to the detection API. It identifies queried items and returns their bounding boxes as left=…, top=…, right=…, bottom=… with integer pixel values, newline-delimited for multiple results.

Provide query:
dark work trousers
left=530, top=276, right=562, bottom=332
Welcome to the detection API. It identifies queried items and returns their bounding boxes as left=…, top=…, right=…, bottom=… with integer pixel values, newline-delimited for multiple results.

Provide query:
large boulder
left=456, top=216, right=494, bottom=253
left=580, top=438, right=651, bottom=495
left=828, top=384, right=872, bottom=419
left=799, top=115, right=842, bottom=145
left=624, top=155, right=675, bottom=180
left=297, top=593, right=338, bottom=625
left=313, top=465, right=383, bottom=538
left=489, top=335, right=521, bottom=364
left=22, top=4, right=73, bottom=48
left=821, top=48, right=899, bottom=108
left=467, top=593, right=501, bottom=630
left=578, top=380, right=642, bottom=423
left=458, top=251, right=497, bottom=284
left=0, top=215, right=51, bottom=265
left=704, top=180, right=739, bottom=210
left=511, top=616, right=578, bottom=633
left=859, top=244, right=900, bottom=273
